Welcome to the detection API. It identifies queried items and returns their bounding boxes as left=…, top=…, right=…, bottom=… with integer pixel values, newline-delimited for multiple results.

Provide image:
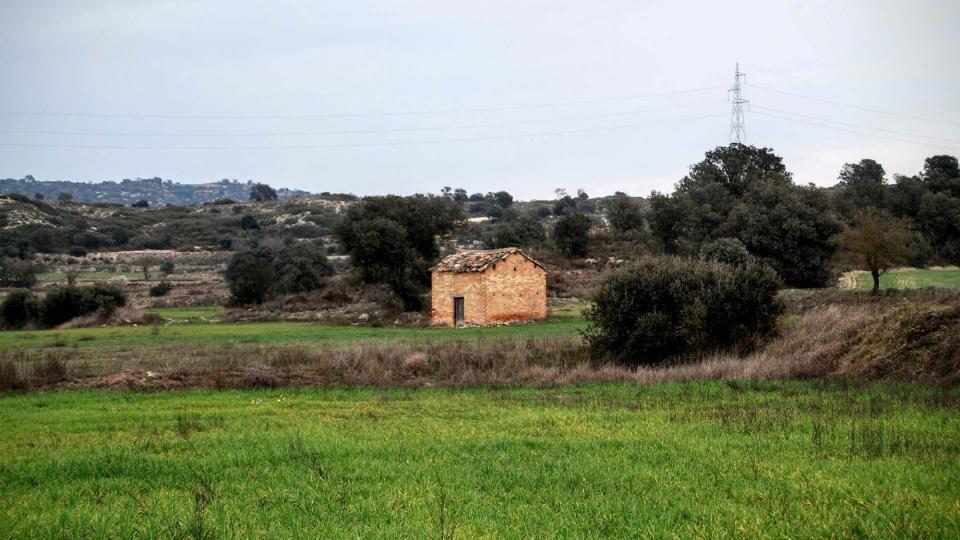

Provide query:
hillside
left=0, top=176, right=309, bottom=206
left=0, top=192, right=352, bottom=257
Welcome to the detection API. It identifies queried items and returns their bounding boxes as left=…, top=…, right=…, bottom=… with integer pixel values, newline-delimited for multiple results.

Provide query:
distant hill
left=0, top=176, right=309, bottom=206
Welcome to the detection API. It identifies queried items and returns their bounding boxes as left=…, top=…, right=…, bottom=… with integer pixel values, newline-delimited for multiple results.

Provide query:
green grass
left=1, top=382, right=957, bottom=537
left=35, top=271, right=143, bottom=282
left=0, top=317, right=586, bottom=351
left=853, top=267, right=960, bottom=290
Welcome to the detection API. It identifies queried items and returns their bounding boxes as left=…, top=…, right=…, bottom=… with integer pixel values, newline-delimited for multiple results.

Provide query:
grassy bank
left=850, top=267, right=960, bottom=290
left=1, top=382, right=958, bottom=538
left=0, top=317, right=585, bottom=352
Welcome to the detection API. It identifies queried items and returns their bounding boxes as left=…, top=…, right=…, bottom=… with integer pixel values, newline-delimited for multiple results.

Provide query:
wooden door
left=454, top=297, right=465, bottom=327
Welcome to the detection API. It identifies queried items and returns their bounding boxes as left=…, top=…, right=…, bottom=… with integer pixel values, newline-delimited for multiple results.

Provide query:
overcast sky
left=2, top=0, right=959, bottom=199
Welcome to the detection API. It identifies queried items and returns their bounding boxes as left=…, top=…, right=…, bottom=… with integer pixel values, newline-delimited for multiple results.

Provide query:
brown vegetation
left=2, top=289, right=958, bottom=393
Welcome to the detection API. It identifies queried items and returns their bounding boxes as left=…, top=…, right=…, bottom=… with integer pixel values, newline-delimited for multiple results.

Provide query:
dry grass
left=3, top=288, right=959, bottom=392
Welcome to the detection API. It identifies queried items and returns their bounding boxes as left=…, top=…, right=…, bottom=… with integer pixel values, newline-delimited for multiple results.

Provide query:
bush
left=699, top=237, right=751, bottom=266
left=239, top=214, right=260, bottom=230
left=273, top=242, right=334, bottom=294
left=225, top=249, right=275, bottom=305
left=553, top=213, right=592, bottom=256
left=584, top=256, right=782, bottom=365
left=159, top=261, right=175, bottom=275
left=149, top=282, right=173, bottom=297
left=0, top=290, right=39, bottom=329
left=38, top=285, right=127, bottom=327
left=0, top=257, right=38, bottom=288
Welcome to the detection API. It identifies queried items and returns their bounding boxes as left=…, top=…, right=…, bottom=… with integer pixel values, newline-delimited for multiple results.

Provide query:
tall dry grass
left=3, top=288, right=958, bottom=392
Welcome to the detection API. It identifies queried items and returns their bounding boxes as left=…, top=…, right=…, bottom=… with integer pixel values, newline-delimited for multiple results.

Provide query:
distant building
left=431, top=248, right=548, bottom=327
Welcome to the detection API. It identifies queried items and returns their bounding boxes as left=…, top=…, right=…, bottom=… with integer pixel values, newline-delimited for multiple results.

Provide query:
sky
left=1, top=0, right=959, bottom=199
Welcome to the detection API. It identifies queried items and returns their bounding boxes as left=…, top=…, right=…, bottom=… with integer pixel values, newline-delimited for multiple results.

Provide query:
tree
left=489, top=216, right=546, bottom=248
left=836, top=208, right=911, bottom=294
left=492, top=191, right=514, bottom=208
left=336, top=195, right=465, bottom=309
left=159, top=260, right=175, bottom=275
left=131, top=199, right=150, bottom=208
left=649, top=144, right=840, bottom=286
left=835, top=159, right=886, bottom=214
left=57, top=192, right=73, bottom=203
left=249, top=183, right=278, bottom=202
left=553, top=195, right=578, bottom=216
left=606, top=192, right=644, bottom=234
left=553, top=213, right=592, bottom=256
left=225, top=248, right=276, bottom=305
left=273, top=242, right=334, bottom=294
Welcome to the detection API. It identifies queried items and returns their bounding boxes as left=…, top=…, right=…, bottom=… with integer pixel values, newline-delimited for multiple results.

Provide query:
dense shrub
left=149, top=282, right=173, bottom=297
left=273, top=242, right=334, bottom=294
left=584, top=256, right=782, bottom=364
left=553, top=213, right=592, bottom=256
left=38, top=285, right=127, bottom=327
left=0, top=257, right=38, bottom=288
left=225, top=248, right=276, bottom=305
left=699, top=237, right=750, bottom=266
left=0, top=290, right=39, bottom=329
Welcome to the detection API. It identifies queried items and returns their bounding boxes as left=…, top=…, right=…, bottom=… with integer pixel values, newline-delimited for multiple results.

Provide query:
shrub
left=273, top=242, right=334, bottom=294
left=584, top=256, right=782, bottom=365
left=38, top=285, right=127, bottom=327
left=0, top=290, right=39, bottom=329
left=225, top=249, right=275, bottom=305
left=68, top=246, right=88, bottom=257
left=0, top=257, right=38, bottom=288
left=159, top=260, right=175, bottom=275
left=239, top=214, right=260, bottom=230
left=699, top=237, right=751, bottom=266
left=553, top=213, right=592, bottom=256
left=149, top=282, right=173, bottom=297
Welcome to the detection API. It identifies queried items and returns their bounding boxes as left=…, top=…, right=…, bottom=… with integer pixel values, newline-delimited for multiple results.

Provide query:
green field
left=852, top=267, right=960, bottom=290
left=0, top=317, right=585, bottom=351
left=35, top=271, right=144, bottom=282
left=1, top=382, right=957, bottom=537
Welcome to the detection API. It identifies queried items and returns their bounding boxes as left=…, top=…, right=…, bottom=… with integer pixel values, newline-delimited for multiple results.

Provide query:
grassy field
left=35, top=271, right=144, bottom=282
left=0, top=316, right=585, bottom=351
left=1, top=382, right=958, bottom=538
left=851, top=267, right=960, bottom=290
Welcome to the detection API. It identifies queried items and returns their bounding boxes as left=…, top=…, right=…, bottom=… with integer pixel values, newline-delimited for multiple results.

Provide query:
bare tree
left=836, top=208, right=912, bottom=294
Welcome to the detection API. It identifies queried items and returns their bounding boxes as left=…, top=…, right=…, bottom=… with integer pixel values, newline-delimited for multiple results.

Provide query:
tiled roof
left=431, top=248, right=547, bottom=273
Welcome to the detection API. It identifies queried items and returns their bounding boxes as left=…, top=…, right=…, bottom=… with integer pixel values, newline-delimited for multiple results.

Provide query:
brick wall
left=431, top=271, right=485, bottom=326
left=482, top=253, right=548, bottom=323
left=431, top=253, right=547, bottom=326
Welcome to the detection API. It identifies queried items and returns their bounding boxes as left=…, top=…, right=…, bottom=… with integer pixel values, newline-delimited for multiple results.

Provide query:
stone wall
left=431, top=271, right=485, bottom=326
left=431, top=253, right=547, bottom=326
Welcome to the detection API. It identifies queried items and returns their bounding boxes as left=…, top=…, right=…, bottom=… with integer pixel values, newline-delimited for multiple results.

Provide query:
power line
left=752, top=110, right=960, bottom=152
left=747, top=83, right=960, bottom=129
left=0, top=86, right=727, bottom=120
left=728, top=63, right=748, bottom=143
left=0, top=113, right=726, bottom=150
left=0, top=100, right=727, bottom=138
left=752, top=104, right=960, bottom=145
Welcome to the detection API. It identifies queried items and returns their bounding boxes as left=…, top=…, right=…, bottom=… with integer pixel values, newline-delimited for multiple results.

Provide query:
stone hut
left=430, top=248, right=548, bottom=327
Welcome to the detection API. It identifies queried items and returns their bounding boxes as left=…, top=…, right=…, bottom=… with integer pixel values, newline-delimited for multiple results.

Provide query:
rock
left=358, top=313, right=369, bottom=322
